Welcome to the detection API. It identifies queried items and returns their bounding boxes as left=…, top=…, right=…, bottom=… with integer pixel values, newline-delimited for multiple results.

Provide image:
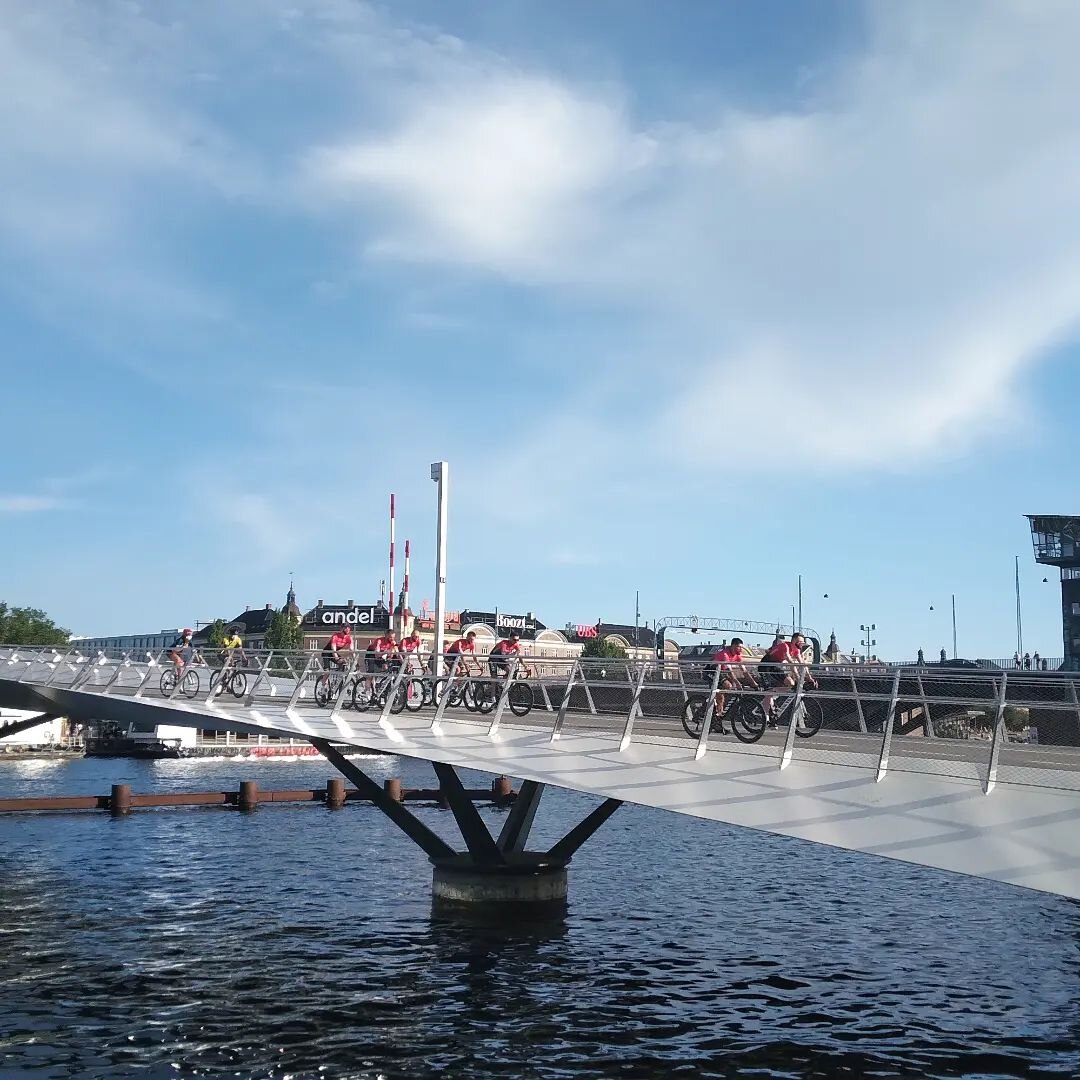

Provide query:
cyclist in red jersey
left=446, top=631, right=480, bottom=676
left=399, top=628, right=424, bottom=674
left=708, top=637, right=758, bottom=721
left=489, top=630, right=521, bottom=678
left=759, top=632, right=817, bottom=720
left=321, top=625, right=353, bottom=671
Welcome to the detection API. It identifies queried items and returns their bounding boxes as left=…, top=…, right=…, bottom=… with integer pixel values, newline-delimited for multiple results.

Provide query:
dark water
left=0, top=755, right=1078, bottom=1079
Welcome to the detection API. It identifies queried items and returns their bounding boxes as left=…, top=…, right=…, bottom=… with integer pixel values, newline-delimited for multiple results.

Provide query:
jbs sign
left=575, top=624, right=599, bottom=638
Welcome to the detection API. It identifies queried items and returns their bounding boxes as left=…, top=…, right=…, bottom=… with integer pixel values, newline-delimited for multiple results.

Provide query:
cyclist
left=168, top=629, right=195, bottom=679
left=445, top=631, right=480, bottom=676
left=321, top=624, right=353, bottom=672
left=220, top=629, right=246, bottom=669
left=399, top=627, right=424, bottom=674
left=709, top=637, right=758, bottom=726
left=760, top=632, right=818, bottom=722
left=489, top=631, right=522, bottom=679
left=367, top=630, right=400, bottom=679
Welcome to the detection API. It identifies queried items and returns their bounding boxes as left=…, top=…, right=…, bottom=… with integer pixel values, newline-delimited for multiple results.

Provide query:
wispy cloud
left=306, top=0, right=1080, bottom=481
left=0, top=495, right=68, bottom=514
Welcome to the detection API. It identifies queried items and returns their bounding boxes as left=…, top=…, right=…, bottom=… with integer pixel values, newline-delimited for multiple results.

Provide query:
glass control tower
left=1026, top=515, right=1080, bottom=671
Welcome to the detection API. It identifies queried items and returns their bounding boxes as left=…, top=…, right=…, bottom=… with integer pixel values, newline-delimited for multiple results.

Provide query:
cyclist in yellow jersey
left=220, top=630, right=246, bottom=671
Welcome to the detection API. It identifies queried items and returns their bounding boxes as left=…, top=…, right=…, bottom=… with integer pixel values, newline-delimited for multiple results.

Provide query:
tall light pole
left=431, top=462, right=449, bottom=673
left=951, top=593, right=957, bottom=659
left=859, top=622, right=877, bottom=661
left=797, top=574, right=803, bottom=633
left=1015, top=555, right=1024, bottom=657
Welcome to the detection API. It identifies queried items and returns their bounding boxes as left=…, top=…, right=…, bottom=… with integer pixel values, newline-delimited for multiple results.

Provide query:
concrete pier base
left=432, top=855, right=568, bottom=906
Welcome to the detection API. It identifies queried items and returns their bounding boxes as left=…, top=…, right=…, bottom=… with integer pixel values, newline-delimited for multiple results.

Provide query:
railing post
left=379, top=660, right=410, bottom=723
left=101, top=651, right=133, bottom=696
left=619, top=662, right=648, bottom=752
left=875, top=669, right=903, bottom=782
left=71, top=651, right=106, bottom=691
left=915, top=672, right=935, bottom=738
left=431, top=654, right=462, bottom=729
left=42, top=647, right=76, bottom=686
left=850, top=672, right=867, bottom=733
left=779, top=665, right=808, bottom=770
left=676, top=660, right=690, bottom=707
left=243, top=650, right=277, bottom=707
left=329, top=653, right=360, bottom=722
left=984, top=673, right=1009, bottom=794
left=580, top=661, right=598, bottom=715
left=487, top=657, right=520, bottom=736
left=285, top=654, right=318, bottom=715
left=694, top=662, right=725, bottom=761
left=133, top=650, right=165, bottom=699
left=550, top=662, right=579, bottom=742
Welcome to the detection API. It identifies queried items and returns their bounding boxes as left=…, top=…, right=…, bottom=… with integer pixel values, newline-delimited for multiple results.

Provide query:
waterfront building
left=72, top=629, right=182, bottom=654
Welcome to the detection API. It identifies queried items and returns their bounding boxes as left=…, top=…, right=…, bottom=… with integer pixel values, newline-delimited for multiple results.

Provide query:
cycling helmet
left=182, top=628, right=193, bottom=636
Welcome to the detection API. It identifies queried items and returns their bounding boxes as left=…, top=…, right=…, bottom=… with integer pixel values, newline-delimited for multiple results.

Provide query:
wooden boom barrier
left=0, top=777, right=516, bottom=815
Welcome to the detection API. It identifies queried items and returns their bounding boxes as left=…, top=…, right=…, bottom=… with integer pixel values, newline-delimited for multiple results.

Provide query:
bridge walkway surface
left=3, top=646, right=1080, bottom=901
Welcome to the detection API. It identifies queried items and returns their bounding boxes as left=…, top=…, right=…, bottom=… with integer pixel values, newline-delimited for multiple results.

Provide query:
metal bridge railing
left=3, top=645, right=1079, bottom=794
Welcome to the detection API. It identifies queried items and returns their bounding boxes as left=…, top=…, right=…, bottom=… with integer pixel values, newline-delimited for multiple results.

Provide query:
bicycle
left=160, top=666, right=200, bottom=699
left=352, top=666, right=424, bottom=714
left=727, top=681, right=824, bottom=744
left=315, top=661, right=360, bottom=708
left=209, top=664, right=248, bottom=699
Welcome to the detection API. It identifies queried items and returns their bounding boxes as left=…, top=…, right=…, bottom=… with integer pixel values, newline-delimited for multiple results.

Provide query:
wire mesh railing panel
left=992, top=743, right=1080, bottom=793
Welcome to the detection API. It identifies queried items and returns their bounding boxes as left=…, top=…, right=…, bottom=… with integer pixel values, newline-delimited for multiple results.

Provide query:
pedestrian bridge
left=3, top=646, right=1080, bottom=901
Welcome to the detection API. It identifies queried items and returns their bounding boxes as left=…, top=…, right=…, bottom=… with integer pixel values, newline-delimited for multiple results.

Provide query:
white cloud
left=0, top=496, right=67, bottom=514
left=306, top=0, right=1080, bottom=476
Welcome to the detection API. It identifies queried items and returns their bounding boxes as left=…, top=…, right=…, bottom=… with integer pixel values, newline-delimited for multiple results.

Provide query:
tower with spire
left=283, top=576, right=302, bottom=623
left=824, top=630, right=839, bottom=663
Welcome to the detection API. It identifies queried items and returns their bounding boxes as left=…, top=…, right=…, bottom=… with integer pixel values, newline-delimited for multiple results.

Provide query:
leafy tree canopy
left=265, top=609, right=303, bottom=652
left=582, top=636, right=627, bottom=660
left=205, top=619, right=229, bottom=649
left=0, top=603, right=70, bottom=647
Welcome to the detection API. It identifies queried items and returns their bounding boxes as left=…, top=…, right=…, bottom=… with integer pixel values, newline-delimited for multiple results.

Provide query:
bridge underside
left=4, top=674, right=1078, bottom=902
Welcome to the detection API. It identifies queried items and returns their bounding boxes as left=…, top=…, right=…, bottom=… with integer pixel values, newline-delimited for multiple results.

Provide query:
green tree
left=206, top=619, right=228, bottom=649
left=265, top=610, right=303, bottom=652
left=0, top=603, right=70, bottom=646
left=582, top=636, right=627, bottom=660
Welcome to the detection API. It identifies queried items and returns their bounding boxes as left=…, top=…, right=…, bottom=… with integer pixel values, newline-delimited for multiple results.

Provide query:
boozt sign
left=459, top=610, right=544, bottom=639
left=304, top=605, right=390, bottom=630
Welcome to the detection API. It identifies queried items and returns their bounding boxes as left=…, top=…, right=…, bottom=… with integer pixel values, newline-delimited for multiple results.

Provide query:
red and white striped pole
left=403, top=539, right=410, bottom=617
left=389, top=493, right=396, bottom=616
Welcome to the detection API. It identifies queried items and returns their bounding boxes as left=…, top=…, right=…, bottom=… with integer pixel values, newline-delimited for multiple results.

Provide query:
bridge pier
left=311, top=740, right=620, bottom=909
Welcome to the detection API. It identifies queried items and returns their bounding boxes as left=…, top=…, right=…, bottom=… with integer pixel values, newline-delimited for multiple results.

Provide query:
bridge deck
left=3, top=649, right=1079, bottom=899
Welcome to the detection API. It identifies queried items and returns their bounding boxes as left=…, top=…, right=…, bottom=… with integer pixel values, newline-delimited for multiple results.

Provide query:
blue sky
left=2, top=0, right=1077, bottom=660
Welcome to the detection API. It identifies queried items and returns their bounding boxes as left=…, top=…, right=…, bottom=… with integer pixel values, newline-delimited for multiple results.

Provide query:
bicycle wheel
left=352, top=678, right=374, bottom=711
left=160, top=671, right=176, bottom=696
left=461, top=681, right=480, bottom=712
left=227, top=671, right=246, bottom=699
left=403, top=678, right=425, bottom=712
left=182, top=670, right=200, bottom=699
left=314, top=675, right=334, bottom=708
left=421, top=678, right=436, bottom=707
left=795, top=697, right=823, bottom=738
left=729, top=697, right=768, bottom=743
left=508, top=681, right=533, bottom=717
left=209, top=669, right=221, bottom=692
left=682, top=696, right=708, bottom=738
left=472, top=680, right=496, bottom=715
left=388, top=680, right=410, bottom=715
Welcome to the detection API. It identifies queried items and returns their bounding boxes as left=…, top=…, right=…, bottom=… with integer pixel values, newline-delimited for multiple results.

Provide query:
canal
left=0, top=754, right=1077, bottom=1078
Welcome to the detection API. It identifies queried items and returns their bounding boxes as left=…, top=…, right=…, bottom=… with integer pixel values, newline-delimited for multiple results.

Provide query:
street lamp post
left=430, top=462, right=449, bottom=674
left=859, top=623, right=877, bottom=662
left=1014, top=555, right=1024, bottom=658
